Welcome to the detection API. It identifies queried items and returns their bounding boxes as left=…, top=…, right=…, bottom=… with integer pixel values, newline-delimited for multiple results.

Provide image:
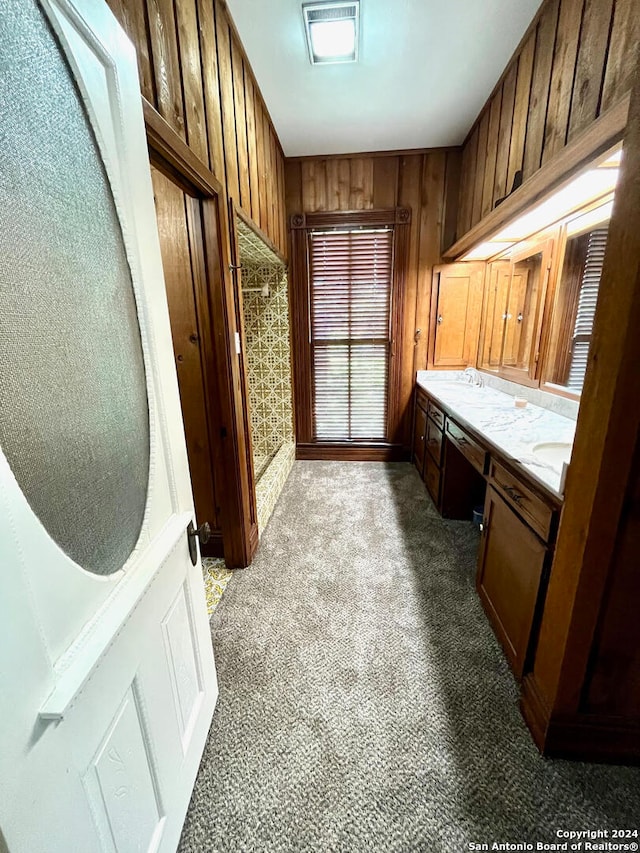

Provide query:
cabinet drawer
left=446, top=419, right=487, bottom=475
left=490, top=460, right=555, bottom=542
left=424, top=452, right=441, bottom=506
left=426, top=416, right=443, bottom=466
left=427, top=400, right=445, bottom=429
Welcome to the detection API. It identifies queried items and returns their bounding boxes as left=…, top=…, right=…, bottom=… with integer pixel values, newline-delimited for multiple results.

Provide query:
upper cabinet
left=429, top=263, right=485, bottom=368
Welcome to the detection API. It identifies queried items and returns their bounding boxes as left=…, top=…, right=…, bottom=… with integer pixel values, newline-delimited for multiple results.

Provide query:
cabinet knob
left=437, top=315, right=443, bottom=324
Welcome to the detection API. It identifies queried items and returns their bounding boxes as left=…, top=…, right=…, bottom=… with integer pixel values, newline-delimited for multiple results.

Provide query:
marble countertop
left=416, top=376, right=576, bottom=498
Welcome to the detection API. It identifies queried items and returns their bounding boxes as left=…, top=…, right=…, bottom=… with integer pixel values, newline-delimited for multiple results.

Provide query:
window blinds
left=567, top=227, right=608, bottom=393
left=309, top=228, right=393, bottom=441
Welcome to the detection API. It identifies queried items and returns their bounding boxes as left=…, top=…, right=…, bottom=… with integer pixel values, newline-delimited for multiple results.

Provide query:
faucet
left=462, top=366, right=484, bottom=388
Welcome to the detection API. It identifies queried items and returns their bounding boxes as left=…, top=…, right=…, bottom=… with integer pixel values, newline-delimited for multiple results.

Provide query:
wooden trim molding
left=146, top=103, right=258, bottom=568
left=444, top=96, right=630, bottom=260
left=143, top=98, right=223, bottom=198
left=296, top=443, right=409, bottom=462
left=291, top=208, right=411, bottom=230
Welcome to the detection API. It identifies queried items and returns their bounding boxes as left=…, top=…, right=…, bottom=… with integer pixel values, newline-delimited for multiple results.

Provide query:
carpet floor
left=180, top=461, right=640, bottom=853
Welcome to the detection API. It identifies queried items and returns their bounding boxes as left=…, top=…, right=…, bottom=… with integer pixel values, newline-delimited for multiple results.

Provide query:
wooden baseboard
left=521, top=674, right=640, bottom=764
left=296, top=443, right=409, bottom=462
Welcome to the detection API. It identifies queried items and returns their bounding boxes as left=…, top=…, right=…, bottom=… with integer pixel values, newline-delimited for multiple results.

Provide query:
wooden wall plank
left=416, top=151, right=447, bottom=372
left=458, top=126, right=478, bottom=236
left=601, top=0, right=640, bottom=113
left=567, top=0, right=616, bottom=141
left=350, top=158, right=365, bottom=209
left=255, top=100, right=268, bottom=229
left=481, top=91, right=503, bottom=218
left=522, top=0, right=560, bottom=180
left=493, top=63, right=517, bottom=202
left=337, top=159, right=351, bottom=209
left=325, top=159, right=340, bottom=209
left=507, top=35, right=535, bottom=193
left=472, top=110, right=490, bottom=225
left=270, top=128, right=281, bottom=246
left=284, top=160, right=303, bottom=216
left=262, top=108, right=274, bottom=233
left=174, top=0, right=209, bottom=164
left=277, top=150, right=287, bottom=255
left=107, top=0, right=156, bottom=104
left=215, top=5, right=240, bottom=204
left=244, top=75, right=261, bottom=224
left=397, top=155, right=423, bottom=445
left=567, top=0, right=615, bottom=141
left=542, top=0, right=585, bottom=165
left=373, top=156, right=399, bottom=208
left=146, top=0, right=185, bottom=136
left=230, top=39, right=251, bottom=213
left=197, top=0, right=225, bottom=182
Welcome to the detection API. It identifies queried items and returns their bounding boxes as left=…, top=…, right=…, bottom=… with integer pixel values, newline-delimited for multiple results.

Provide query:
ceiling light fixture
left=303, top=1, right=359, bottom=65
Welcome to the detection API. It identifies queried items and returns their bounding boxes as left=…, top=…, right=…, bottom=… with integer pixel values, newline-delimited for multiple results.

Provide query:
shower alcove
left=237, top=218, right=295, bottom=534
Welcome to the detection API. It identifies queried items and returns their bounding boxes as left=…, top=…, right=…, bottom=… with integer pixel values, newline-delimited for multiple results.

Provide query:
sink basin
left=531, top=441, right=572, bottom=470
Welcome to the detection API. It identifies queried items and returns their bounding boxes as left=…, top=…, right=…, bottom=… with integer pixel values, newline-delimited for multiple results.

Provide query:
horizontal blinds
left=310, top=229, right=392, bottom=441
left=567, top=228, right=608, bottom=393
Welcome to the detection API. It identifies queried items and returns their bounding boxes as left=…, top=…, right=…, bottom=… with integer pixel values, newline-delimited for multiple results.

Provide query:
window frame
left=290, top=208, right=411, bottom=459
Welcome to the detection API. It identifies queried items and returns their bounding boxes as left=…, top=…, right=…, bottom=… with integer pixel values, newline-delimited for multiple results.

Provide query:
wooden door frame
left=289, top=208, right=411, bottom=460
left=144, top=99, right=258, bottom=568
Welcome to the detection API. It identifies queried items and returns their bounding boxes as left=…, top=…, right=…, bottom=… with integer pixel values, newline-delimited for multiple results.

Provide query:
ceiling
left=226, top=0, right=542, bottom=157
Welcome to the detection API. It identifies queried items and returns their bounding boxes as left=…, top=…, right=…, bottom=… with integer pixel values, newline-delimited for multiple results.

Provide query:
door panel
left=0, top=3, right=217, bottom=851
left=431, top=263, right=485, bottom=368
left=151, top=166, right=221, bottom=536
left=477, top=487, right=547, bottom=677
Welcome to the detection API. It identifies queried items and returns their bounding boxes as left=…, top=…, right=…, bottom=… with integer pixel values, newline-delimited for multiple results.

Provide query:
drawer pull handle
left=504, top=484, right=525, bottom=505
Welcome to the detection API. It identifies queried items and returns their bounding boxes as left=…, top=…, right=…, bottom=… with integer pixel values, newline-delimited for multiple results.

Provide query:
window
left=543, top=226, right=609, bottom=395
left=309, top=228, right=393, bottom=441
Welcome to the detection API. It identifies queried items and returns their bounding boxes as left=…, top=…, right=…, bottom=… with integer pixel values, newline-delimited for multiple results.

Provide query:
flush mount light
left=303, top=1, right=359, bottom=65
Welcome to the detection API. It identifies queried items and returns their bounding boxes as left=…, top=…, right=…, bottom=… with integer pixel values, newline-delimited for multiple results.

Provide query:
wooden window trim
left=290, top=208, right=411, bottom=457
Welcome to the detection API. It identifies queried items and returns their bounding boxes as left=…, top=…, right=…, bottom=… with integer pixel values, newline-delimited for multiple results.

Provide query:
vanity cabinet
left=415, top=382, right=563, bottom=681
left=413, top=388, right=444, bottom=507
left=477, top=485, right=550, bottom=678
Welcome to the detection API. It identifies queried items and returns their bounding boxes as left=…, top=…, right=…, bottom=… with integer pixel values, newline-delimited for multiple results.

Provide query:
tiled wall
left=241, top=265, right=294, bottom=472
left=238, top=219, right=295, bottom=532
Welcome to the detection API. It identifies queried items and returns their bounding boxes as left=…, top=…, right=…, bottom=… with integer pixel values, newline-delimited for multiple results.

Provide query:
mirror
left=543, top=223, right=609, bottom=395
left=501, top=249, right=545, bottom=374
left=479, top=241, right=550, bottom=382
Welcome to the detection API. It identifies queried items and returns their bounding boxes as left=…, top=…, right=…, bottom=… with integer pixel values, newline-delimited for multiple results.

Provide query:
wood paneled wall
left=285, top=151, right=460, bottom=449
left=106, top=0, right=287, bottom=257
left=456, top=0, right=640, bottom=244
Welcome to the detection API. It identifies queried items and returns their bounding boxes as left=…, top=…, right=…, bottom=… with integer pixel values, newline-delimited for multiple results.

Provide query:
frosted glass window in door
left=0, top=0, right=150, bottom=575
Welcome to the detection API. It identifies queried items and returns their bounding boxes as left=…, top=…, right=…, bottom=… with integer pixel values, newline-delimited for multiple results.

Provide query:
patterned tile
left=237, top=218, right=295, bottom=535
left=202, top=557, right=233, bottom=617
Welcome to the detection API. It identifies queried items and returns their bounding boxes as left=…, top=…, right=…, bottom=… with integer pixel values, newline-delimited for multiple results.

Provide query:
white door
left=0, top=2, right=217, bottom=852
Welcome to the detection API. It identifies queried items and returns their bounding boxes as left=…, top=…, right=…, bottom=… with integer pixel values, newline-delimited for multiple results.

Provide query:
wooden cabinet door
left=431, top=263, right=485, bottom=367
left=480, top=260, right=510, bottom=369
left=413, top=402, right=427, bottom=477
left=477, top=486, right=547, bottom=678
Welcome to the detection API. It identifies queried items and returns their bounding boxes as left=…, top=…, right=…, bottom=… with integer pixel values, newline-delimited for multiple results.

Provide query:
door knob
left=187, top=521, right=211, bottom=566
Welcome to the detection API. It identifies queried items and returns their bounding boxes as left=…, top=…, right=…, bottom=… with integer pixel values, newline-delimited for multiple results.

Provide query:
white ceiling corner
left=226, top=0, right=543, bottom=157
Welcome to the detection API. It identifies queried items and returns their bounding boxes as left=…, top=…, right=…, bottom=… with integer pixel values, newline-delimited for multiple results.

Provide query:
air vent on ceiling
left=303, top=1, right=360, bottom=65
